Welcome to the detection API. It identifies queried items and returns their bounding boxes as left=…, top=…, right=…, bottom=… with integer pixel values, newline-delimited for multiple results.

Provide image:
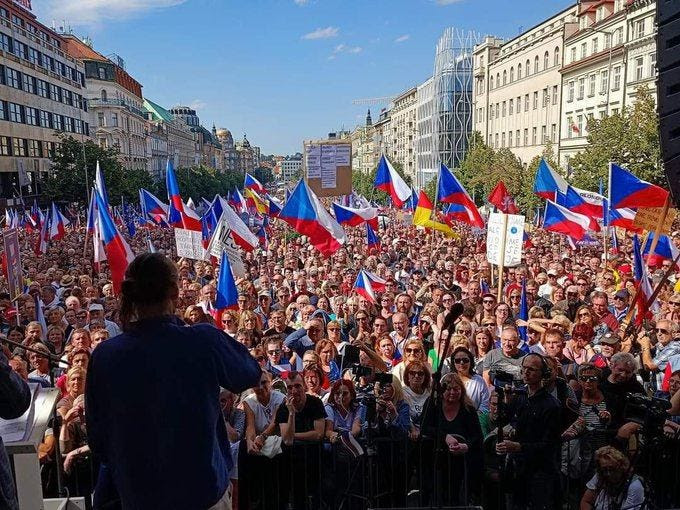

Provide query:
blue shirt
left=85, top=317, right=261, bottom=510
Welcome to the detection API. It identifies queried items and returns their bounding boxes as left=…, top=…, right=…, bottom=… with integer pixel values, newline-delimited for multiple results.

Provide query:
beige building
left=0, top=0, right=90, bottom=200
left=62, top=35, right=148, bottom=171
left=350, top=109, right=376, bottom=175
left=473, top=6, right=578, bottom=165
left=559, top=0, right=656, bottom=167
left=389, top=87, right=418, bottom=180
left=144, top=99, right=196, bottom=178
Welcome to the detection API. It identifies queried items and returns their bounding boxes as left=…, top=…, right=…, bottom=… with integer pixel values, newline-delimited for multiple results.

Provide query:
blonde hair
left=440, top=372, right=476, bottom=411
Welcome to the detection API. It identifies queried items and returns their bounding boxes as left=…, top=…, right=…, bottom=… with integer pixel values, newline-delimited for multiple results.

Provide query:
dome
left=215, top=128, right=232, bottom=140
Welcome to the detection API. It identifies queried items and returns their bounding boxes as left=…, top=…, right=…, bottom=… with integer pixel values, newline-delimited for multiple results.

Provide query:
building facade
left=215, top=128, right=238, bottom=172
left=350, top=109, right=376, bottom=175
left=62, top=35, right=148, bottom=171
left=144, top=98, right=196, bottom=179
left=234, top=134, right=257, bottom=174
left=558, top=0, right=656, bottom=167
left=473, top=7, right=578, bottom=165
left=415, top=76, right=437, bottom=188
left=279, top=158, right=302, bottom=182
left=169, top=106, right=222, bottom=170
left=0, top=0, right=90, bottom=199
left=389, top=88, right=418, bottom=181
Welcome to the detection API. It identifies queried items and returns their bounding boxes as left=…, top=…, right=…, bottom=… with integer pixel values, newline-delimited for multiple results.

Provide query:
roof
left=143, top=99, right=174, bottom=123
left=61, top=34, right=108, bottom=62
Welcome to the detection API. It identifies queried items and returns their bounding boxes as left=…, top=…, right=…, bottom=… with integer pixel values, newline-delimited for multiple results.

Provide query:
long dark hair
left=119, top=253, right=178, bottom=331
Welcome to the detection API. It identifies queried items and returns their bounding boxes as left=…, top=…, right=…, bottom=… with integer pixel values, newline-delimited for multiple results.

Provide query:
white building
left=415, top=76, right=436, bottom=188
left=350, top=109, right=376, bottom=175
left=473, top=6, right=578, bottom=165
left=279, top=158, right=301, bottom=183
left=389, top=87, right=418, bottom=181
left=558, top=0, right=656, bottom=167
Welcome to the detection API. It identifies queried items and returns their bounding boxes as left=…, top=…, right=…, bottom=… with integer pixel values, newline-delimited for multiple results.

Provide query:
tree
left=457, top=132, right=496, bottom=200
left=161, top=165, right=244, bottom=203
left=570, top=85, right=663, bottom=190
left=44, top=134, right=154, bottom=204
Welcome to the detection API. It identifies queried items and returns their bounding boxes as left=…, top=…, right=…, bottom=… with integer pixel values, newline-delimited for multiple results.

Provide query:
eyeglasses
left=328, top=327, right=340, bottom=332
left=483, top=299, right=495, bottom=304
left=404, top=348, right=423, bottom=354
left=578, top=375, right=598, bottom=382
left=267, top=350, right=281, bottom=355
left=670, top=302, right=680, bottom=306
left=410, top=371, right=425, bottom=377
left=457, top=329, right=471, bottom=335
left=578, top=313, right=591, bottom=317
left=454, top=358, right=470, bottom=364
left=655, top=328, right=670, bottom=335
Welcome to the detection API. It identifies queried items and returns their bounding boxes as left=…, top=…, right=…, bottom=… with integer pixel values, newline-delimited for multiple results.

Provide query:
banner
left=486, top=213, right=525, bottom=267
left=206, top=213, right=246, bottom=278
left=3, top=229, right=23, bottom=300
left=174, top=228, right=207, bottom=261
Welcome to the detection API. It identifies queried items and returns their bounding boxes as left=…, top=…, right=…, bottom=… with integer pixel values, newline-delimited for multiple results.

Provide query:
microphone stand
left=2, top=336, right=71, bottom=498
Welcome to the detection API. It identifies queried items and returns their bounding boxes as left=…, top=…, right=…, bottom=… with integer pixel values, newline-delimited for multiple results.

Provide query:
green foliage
left=44, top=134, right=154, bottom=204
left=570, top=85, right=664, bottom=190
left=164, top=165, right=244, bottom=202
left=457, top=132, right=496, bottom=200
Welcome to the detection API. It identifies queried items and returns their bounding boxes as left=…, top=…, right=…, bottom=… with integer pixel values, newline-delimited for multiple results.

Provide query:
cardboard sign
left=174, top=228, right=207, bottom=261
left=486, top=213, right=525, bottom=267
left=206, top=213, right=246, bottom=278
left=633, top=207, right=677, bottom=234
left=3, top=229, right=23, bottom=301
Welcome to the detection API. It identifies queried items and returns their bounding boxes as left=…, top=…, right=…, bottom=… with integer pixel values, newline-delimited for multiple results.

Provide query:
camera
left=350, top=363, right=373, bottom=379
left=374, top=373, right=394, bottom=386
left=492, top=370, right=526, bottom=393
left=624, top=393, right=671, bottom=428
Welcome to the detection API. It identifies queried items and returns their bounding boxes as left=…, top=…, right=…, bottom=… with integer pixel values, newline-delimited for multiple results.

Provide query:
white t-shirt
left=585, top=473, right=644, bottom=510
left=243, top=390, right=285, bottom=434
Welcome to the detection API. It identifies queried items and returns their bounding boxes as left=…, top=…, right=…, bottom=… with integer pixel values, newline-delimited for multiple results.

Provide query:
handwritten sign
left=3, top=229, right=23, bottom=301
left=486, top=213, right=525, bottom=267
left=174, top=228, right=207, bottom=260
left=633, top=207, right=677, bottom=234
left=206, top=213, right=246, bottom=278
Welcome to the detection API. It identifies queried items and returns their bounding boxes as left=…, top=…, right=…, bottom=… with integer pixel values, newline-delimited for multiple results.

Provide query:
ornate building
left=169, top=106, right=222, bottom=170
left=144, top=99, right=196, bottom=178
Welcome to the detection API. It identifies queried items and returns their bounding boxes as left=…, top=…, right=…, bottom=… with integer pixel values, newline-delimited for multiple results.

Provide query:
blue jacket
left=86, top=317, right=261, bottom=510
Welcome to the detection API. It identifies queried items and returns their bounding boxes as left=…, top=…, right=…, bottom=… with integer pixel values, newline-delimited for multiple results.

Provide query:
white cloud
left=41, top=0, right=186, bottom=26
left=294, top=0, right=309, bottom=5
left=189, top=99, right=207, bottom=111
left=302, top=26, right=339, bottom=40
left=332, top=44, right=362, bottom=55
left=436, top=0, right=465, bottom=4
left=395, top=34, right=410, bottom=43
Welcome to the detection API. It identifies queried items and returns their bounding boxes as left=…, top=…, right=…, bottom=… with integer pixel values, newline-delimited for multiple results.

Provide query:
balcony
left=88, top=98, right=146, bottom=118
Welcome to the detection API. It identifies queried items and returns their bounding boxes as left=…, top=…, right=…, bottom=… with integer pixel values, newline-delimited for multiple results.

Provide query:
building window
left=592, top=38, right=599, bottom=54
left=635, top=56, right=644, bottom=81
left=503, top=70, right=507, bottom=85
left=616, top=28, right=623, bottom=45
left=517, top=96, right=522, bottom=113
left=552, top=85, right=558, bottom=105
left=516, top=130, right=520, bottom=146
left=63, top=90, right=73, bottom=106
left=554, top=47, right=560, bottom=67
left=13, top=40, right=25, bottom=60
left=99, top=67, right=106, bottom=80
left=601, top=69, right=609, bottom=93
left=581, top=42, right=587, bottom=60
left=517, top=63, right=522, bottom=79
left=502, top=132, right=506, bottom=147
left=64, top=117, right=73, bottom=132
left=508, top=131, right=512, bottom=147
left=22, top=74, right=35, bottom=94
left=524, top=94, right=529, bottom=111
left=533, top=91, right=538, bottom=109
left=596, top=5, right=606, bottom=22
left=570, top=47, right=576, bottom=63
left=49, top=84, right=61, bottom=102
left=524, top=128, right=528, bottom=146
left=0, top=137, right=10, bottom=156
left=0, top=33, right=11, bottom=52
left=612, top=66, right=621, bottom=90
left=534, top=56, right=539, bottom=73
left=526, top=59, right=530, bottom=76
left=495, top=134, right=499, bottom=147
left=650, top=53, right=657, bottom=77
left=542, top=125, right=547, bottom=143
left=40, top=110, right=52, bottom=128
left=502, top=101, right=506, bottom=117
left=510, top=67, right=514, bottom=82
left=635, top=19, right=646, bottom=39
left=568, top=116, right=574, bottom=138
left=568, top=81, right=575, bottom=102
left=98, top=113, right=105, bottom=127
left=551, top=124, right=557, bottom=142
left=509, top=99, right=514, bottom=115
left=576, top=115, right=584, bottom=136
left=13, top=138, right=26, bottom=157
left=25, top=107, right=38, bottom=126
left=532, top=127, right=537, bottom=145
left=28, top=140, right=42, bottom=157
left=74, top=119, right=83, bottom=134
left=605, top=33, right=612, bottom=49
left=54, top=114, right=63, bottom=131
left=8, top=103, right=22, bottom=123
left=101, top=89, right=107, bottom=101
left=111, top=113, right=118, bottom=127
left=490, top=76, right=494, bottom=89
left=37, top=79, right=48, bottom=98
left=578, top=77, right=585, bottom=99
left=0, top=101, right=4, bottom=121
left=589, top=74, right=596, bottom=96
left=544, top=51, right=549, bottom=69
left=6, top=68, right=20, bottom=89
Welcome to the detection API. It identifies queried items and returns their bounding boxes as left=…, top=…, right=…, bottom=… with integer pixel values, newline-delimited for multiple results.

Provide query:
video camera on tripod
left=624, top=392, right=671, bottom=432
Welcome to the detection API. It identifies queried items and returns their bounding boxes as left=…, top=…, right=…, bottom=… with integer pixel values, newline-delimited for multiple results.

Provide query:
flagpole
left=496, top=212, right=509, bottom=303
left=647, top=194, right=670, bottom=258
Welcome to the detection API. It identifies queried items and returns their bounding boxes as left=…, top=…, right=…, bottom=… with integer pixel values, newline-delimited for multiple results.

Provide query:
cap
left=600, top=332, right=620, bottom=345
left=614, top=289, right=630, bottom=300
left=88, top=303, right=104, bottom=312
left=60, top=275, right=75, bottom=287
left=618, top=264, right=632, bottom=274
left=258, top=290, right=271, bottom=299
left=547, top=269, right=558, bottom=276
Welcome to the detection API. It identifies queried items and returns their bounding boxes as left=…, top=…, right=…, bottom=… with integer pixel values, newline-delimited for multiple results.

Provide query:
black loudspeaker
left=657, top=0, right=680, bottom=206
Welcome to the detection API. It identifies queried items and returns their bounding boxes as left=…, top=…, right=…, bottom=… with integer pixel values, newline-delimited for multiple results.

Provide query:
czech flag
left=363, top=269, right=386, bottom=293
left=213, top=195, right=260, bottom=251
left=244, top=173, right=267, bottom=195
left=436, top=164, right=484, bottom=228
left=48, top=203, right=69, bottom=240
left=332, top=202, right=379, bottom=230
left=256, top=226, right=268, bottom=249
left=34, top=212, right=50, bottom=255
left=353, top=270, right=379, bottom=304
left=404, top=187, right=419, bottom=212
left=533, top=158, right=568, bottom=199
left=488, top=181, right=518, bottom=214
left=632, top=234, right=658, bottom=325
left=94, top=189, right=135, bottom=294
left=139, top=189, right=169, bottom=221
left=366, top=223, right=380, bottom=252
left=166, top=159, right=201, bottom=231
left=30, top=199, right=42, bottom=228
left=215, top=250, right=239, bottom=321
left=374, top=154, right=411, bottom=207
left=643, top=233, right=680, bottom=267
left=555, top=186, right=601, bottom=231
left=267, top=194, right=282, bottom=217
left=278, top=180, right=347, bottom=257
left=608, top=207, right=641, bottom=232
left=229, top=188, right=248, bottom=214
left=608, top=163, right=669, bottom=210
left=95, top=160, right=109, bottom=210
left=543, top=200, right=591, bottom=241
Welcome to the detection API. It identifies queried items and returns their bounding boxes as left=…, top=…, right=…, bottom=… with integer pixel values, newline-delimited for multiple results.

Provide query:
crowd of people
left=1, top=203, right=680, bottom=510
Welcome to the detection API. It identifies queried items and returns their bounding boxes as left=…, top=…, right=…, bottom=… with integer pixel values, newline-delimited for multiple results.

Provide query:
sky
left=34, top=0, right=573, bottom=155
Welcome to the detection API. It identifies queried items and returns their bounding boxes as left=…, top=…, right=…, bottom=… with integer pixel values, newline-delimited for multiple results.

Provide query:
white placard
left=321, top=145, right=337, bottom=189
left=335, top=144, right=351, bottom=166
left=486, top=212, right=525, bottom=267
left=175, top=228, right=207, bottom=260
left=306, top=144, right=322, bottom=179
left=206, top=213, right=246, bottom=278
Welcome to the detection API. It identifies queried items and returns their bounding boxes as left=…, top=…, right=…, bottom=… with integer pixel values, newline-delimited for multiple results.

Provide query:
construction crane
left=351, top=95, right=398, bottom=106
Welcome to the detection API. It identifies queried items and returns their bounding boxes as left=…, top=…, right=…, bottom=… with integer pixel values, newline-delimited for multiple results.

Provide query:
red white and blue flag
left=244, top=173, right=267, bottom=195
left=533, top=158, right=568, bottom=199
left=438, top=163, right=484, bottom=228
left=607, top=207, right=641, bottom=232
left=555, top=186, right=601, bottom=231
left=48, top=203, right=69, bottom=241
left=543, top=200, right=591, bottom=241
left=632, top=234, right=659, bottom=325
left=643, top=233, right=680, bottom=267
left=353, top=269, right=380, bottom=303
left=608, top=163, right=669, bottom=210
left=139, top=188, right=169, bottom=224
left=94, top=189, right=134, bottom=294
left=214, top=250, right=239, bottom=321
left=366, top=223, right=380, bottom=252
left=363, top=269, right=386, bottom=293
left=332, top=202, right=379, bottom=230
left=95, top=161, right=109, bottom=210
left=374, top=154, right=411, bottom=207
left=278, top=180, right=346, bottom=257
left=213, top=195, right=259, bottom=251
left=166, top=159, right=201, bottom=231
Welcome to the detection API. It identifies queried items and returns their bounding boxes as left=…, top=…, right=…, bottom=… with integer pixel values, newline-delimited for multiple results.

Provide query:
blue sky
left=35, top=0, right=573, bottom=155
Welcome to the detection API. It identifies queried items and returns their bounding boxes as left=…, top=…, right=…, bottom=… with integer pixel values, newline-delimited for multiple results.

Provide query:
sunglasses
left=267, top=350, right=281, bottom=355
left=410, top=371, right=425, bottom=377
left=579, top=375, right=598, bottom=382
left=405, top=348, right=422, bottom=354
left=613, top=296, right=625, bottom=301
left=655, top=328, right=669, bottom=334
left=483, top=299, right=495, bottom=304
left=328, top=327, right=340, bottom=332
left=454, top=358, right=470, bottom=364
